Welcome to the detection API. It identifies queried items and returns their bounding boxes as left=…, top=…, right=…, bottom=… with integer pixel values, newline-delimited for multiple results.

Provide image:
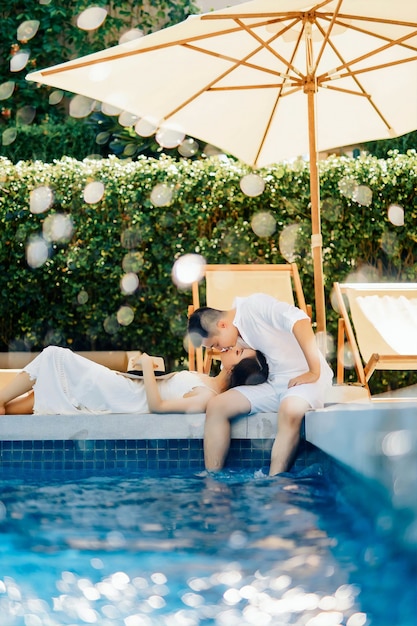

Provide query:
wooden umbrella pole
left=306, top=84, right=326, bottom=337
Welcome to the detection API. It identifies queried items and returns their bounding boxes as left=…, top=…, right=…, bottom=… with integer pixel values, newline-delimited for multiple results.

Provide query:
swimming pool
left=0, top=464, right=415, bottom=626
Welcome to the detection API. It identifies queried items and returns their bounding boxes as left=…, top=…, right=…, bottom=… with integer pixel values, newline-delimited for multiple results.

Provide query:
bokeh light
left=0, top=81, right=15, bottom=100
left=156, top=124, right=186, bottom=149
left=83, top=181, right=105, bottom=204
left=240, top=173, right=265, bottom=197
left=119, top=29, right=144, bottom=44
left=42, top=214, right=74, bottom=243
left=49, top=90, right=64, bottom=105
left=204, top=144, right=224, bottom=158
left=279, top=224, right=300, bottom=262
left=30, top=186, right=54, bottom=214
left=121, top=228, right=142, bottom=249
left=69, top=95, right=95, bottom=118
left=316, top=331, right=335, bottom=359
left=352, top=185, right=372, bottom=206
left=77, top=290, right=89, bottom=305
left=178, top=138, right=199, bottom=158
left=16, top=105, right=36, bottom=125
left=382, top=430, right=412, bottom=457
left=135, top=117, right=158, bottom=137
left=17, top=20, right=40, bottom=42
left=101, top=102, right=122, bottom=117
left=117, top=306, right=134, bottom=326
left=342, top=266, right=380, bottom=284
left=26, top=235, right=49, bottom=268
left=76, top=7, right=108, bottom=31
left=120, top=273, right=139, bottom=295
left=338, top=177, right=358, bottom=200
left=103, top=315, right=119, bottom=335
left=338, top=342, right=355, bottom=369
left=122, top=252, right=145, bottom=274
left=119, top=111, right=139, bottom=127
left=10, top=50, right=30, bottom=72
left=387, top=204, right=404, bottom=226
left=380, top=231, right=399, bottom=257
left=251, top=211, right=276, bottom=238
left=321, top=197, right=343, bottom=223
left=150, top=184, right=173, bottom=207
left=2, top=128, right=17, bottom=146
left=172, top=254, right=205, bottom=289
left=88, top=63, right=111, bottom=82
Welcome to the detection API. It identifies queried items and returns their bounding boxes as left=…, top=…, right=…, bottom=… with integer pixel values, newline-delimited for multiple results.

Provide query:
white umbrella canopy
left=27, top=0, right=417, bottom=333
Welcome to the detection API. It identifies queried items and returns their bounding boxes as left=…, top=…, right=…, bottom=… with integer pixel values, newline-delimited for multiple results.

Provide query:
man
left=188, top=293, right=333, bottom=475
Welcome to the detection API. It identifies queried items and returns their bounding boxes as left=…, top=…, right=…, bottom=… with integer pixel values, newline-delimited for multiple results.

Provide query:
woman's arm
left=139, top=354, right=215, bottom=413
left=288, top=318, right=321, bottom=387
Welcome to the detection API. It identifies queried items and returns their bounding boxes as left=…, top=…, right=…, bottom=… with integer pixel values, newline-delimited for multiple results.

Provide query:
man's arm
left=288, top=318, right=321, bottom=387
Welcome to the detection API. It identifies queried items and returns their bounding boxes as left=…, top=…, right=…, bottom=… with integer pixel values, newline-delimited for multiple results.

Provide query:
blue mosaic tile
left=0, top=438, right=307, bottom=476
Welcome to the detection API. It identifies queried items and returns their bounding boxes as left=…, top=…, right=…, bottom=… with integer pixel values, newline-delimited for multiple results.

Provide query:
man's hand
left=288, top=370, right=319, bottom=387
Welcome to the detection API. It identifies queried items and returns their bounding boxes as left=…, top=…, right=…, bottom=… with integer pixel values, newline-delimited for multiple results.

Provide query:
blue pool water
left=0, top=465, right=415, bottom=626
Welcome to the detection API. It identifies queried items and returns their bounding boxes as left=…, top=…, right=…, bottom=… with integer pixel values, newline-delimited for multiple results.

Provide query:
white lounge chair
left=334, top=282, right=417, bottom=393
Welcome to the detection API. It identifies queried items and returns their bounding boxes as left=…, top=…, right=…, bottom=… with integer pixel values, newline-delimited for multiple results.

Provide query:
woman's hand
left=130, top=353, right=156, bottom=370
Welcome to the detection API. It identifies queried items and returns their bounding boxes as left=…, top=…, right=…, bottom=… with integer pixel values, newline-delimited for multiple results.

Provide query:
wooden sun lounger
left=334, top=282, right=417, bottom=393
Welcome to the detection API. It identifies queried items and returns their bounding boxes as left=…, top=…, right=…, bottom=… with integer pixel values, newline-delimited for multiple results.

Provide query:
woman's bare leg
left=0, top=372, right=35, bottom=414
left=3, top=391, right=34, bottom=414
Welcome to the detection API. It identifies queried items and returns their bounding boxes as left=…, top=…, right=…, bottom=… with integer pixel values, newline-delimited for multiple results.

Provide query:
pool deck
left=0, top=384, right=416, bottom=548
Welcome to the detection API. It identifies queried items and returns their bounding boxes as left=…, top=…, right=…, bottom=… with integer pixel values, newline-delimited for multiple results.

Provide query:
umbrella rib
left=163, top=17, right=306, bottom=122
left=322, top=84, right=372, bottom=97
left=209, top=83, right=296, bottom=90
left=252, top=24, right=304, bottom=164
left=312, top=0, right=344, bottom=73
left=233, top=16, right=306, bottom=80
left=312, top=26, right=400, bottom=133
left=321, top=12, right=417, bottom=30
left=332, top=17, right=417, bottom=53
left=323, top=54, right=417, bottom=81
left=314, top=19, right=417, bottom=83
left=39, top=23, right=270, bottom=76
left=183, top=42, right=293, bottom=80
left=163, top=27, right=300, bottom=120
left=199, top=1, right=335, bottom=21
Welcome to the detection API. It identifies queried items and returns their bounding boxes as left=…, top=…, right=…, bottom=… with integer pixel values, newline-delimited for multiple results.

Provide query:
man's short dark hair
left=187, top=307, right=223, bottom=348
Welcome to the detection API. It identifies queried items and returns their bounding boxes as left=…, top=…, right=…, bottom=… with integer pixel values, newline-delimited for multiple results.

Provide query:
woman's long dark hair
left=229, top=350, right=269, bottom=388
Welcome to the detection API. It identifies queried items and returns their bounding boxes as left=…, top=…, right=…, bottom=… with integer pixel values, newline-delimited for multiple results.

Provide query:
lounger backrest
left=192, top=263, right=308, bottom=313
left=342, top=283, right=417, bottom=363
left=206, top=265, right=294, bottom=309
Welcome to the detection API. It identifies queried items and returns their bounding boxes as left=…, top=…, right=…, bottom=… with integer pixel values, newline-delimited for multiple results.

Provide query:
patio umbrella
left=26, top=0, right=417, bottom=334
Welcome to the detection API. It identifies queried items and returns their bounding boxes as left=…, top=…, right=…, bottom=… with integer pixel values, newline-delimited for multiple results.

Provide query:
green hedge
left=0, top=120, right=103, bottom=163
left=1, top=152, right=416, bottom=392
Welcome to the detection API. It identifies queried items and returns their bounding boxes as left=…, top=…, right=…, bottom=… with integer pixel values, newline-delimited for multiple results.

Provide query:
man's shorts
left=235, top=372, right=333, bottom=414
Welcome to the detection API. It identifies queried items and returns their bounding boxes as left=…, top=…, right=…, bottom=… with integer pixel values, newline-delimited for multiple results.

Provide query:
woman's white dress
left=24, top=346, right=205, bottom=415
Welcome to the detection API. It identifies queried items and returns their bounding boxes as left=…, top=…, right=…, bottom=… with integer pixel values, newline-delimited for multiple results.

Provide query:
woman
left=0, top=345, right=268, bottom=415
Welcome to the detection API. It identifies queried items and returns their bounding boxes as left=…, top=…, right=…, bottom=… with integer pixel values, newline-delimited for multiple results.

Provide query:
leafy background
left=1, top=152, right=416, bottom=394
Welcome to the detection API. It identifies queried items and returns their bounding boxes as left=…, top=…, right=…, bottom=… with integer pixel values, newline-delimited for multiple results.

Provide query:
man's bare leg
left=204, top=390, right=250, bottom=471
left=269, top=396, right=310, bottom=476
left=0, top=371, right=35, bottom=414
